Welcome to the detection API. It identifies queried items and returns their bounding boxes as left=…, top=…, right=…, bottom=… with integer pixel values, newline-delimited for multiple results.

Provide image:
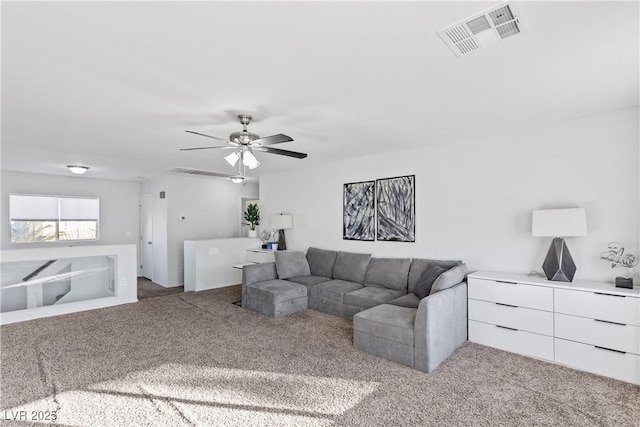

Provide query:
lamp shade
left=271, top=214, right=293, bottom=229
left=532, top=208, right=587, bottom=237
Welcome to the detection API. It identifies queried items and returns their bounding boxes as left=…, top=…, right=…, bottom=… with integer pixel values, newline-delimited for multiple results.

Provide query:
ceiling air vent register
left=171, top=167, right=235, bottom=179
left=437, top=2, right=526, bottom=57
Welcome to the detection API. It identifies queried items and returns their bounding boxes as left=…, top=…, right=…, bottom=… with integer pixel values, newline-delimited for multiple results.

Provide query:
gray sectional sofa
left=241, top=247, right=468, bottom=372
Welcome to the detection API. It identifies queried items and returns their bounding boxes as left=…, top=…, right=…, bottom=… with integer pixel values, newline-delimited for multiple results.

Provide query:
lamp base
left=542, top=237, right=576, bottom=282
left=277, top=229, right=287, bottom=251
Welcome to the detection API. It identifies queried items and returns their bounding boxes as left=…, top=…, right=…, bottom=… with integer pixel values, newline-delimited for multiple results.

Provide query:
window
left=10, top=194, right=99, bottom=243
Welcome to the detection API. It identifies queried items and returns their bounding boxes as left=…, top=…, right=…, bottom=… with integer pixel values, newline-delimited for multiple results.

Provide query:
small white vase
left=248, top=229, right=258, bottom=238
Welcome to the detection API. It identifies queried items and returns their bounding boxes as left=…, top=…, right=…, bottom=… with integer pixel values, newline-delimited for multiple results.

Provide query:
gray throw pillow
left=430, top=264, right=467, bottom=295
left=414, top=264, right=447, bottom=299
left=275, top=251, right=311, bottom=279
left=408, top=259, right=463, bottom=293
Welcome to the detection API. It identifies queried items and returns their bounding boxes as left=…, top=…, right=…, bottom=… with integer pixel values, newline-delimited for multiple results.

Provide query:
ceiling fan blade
left=185, top=130, right=228, bottom=142
left=255, top=146, right=308, bottom=159
left=179, top=146, right=236, bottom=151
left=252, top=134, right=294, bottom=146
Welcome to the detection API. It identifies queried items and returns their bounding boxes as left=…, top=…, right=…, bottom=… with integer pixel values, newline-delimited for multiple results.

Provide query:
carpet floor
left=136, top=278, right=184, bottom=300
left=1, top=285, right=639, bottom=426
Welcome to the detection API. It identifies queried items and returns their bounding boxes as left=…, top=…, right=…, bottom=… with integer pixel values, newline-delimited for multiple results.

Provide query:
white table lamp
left=271, top=214, right=293, bottom=250
left=532, top=208, right=587, bottom=282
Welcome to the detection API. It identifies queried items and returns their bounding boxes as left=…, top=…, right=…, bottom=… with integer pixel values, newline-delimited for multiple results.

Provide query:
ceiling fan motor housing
left=229, top=130, right=260, bottom=144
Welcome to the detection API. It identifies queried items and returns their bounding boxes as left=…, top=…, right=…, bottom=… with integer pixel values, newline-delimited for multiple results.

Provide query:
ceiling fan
left=181, top=114, right=307, bottom=182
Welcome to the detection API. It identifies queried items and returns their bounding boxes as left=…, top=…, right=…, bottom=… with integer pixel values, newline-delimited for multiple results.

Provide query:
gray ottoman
left=245, top=279, right=308, bottom=317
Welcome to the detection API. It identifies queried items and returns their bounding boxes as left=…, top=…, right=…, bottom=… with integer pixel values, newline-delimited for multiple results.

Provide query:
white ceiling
left=2, top=1, right=638, bottom=181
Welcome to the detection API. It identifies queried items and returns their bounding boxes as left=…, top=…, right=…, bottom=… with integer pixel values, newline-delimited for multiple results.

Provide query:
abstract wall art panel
left=343, top=181, right=375, bottom=241
left=376, top=175, right=415, bottom=242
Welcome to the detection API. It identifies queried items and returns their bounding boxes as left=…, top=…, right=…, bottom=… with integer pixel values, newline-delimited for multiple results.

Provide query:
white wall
left=1, top=171, right=140, bottom=251
left=259, top=108, right=639, bottom=283
left=141, top=174, right=259, bottom=287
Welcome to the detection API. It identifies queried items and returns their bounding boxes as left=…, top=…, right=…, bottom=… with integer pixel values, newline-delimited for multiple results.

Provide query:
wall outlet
left=120, top=279, right=126, bottom=287
left=125, top=231, right=132, bottom=237
left=209, top=247, right=219, bottom=255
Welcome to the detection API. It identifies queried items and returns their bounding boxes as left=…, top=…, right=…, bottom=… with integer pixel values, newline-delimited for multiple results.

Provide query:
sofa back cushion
left=306, top=247, right=338, bottom=278
left=333, top=251, right=371, bottom=284
left=430, top=264, right=467, bottom=295
left=408, top=259, right=463, bottom=293
left=275, top=251, right=311, bottom=279
left=363, top=258, right=411, bottom=291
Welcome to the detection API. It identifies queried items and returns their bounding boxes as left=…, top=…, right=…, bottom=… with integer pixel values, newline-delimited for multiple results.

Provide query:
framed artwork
left=376, top=175, right=415, bottom=242
left=343, top=180, right=375, bottom=241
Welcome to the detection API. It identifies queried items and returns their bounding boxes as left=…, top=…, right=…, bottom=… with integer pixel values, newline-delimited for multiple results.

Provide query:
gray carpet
left=136, top=277, right=184, bottom=300
left=1, top=285, right=639, bottom=426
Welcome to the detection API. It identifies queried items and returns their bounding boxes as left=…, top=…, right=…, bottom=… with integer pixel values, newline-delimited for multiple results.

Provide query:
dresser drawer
left=468, top=299, right=553, bottom=336
left=555, top=313, right=639, bottom=355
left=469, top=320, right=554, bottom=361
left=468, top=278, right=553, bottom=311
left=555, top=288, right=640, bottom=326
left=555, top=338, right=640, bottom=384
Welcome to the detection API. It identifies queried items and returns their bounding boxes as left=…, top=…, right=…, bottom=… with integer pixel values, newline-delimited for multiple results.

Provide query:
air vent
left=437, top=2, right=527, bottom=58
left=171, top=167, right=235, bottom=179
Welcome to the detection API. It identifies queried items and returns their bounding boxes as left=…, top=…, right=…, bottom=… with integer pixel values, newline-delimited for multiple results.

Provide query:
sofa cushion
left=333, top=252, right=371, bottom=284
left=275, top=251, right=311, bottom=279
left=306, top=247, right=339, bottom=278
left=344, top=287, right=405, bottom=310
left=414, top=264, right=447, bottom=299
left=408, top=259, right=463, bottom=293
left=309, top=279, right=362, bottom=304
left=245, top=279, right=307, bottom=304
left=353, top=304, right=416, bottom=346
left=286, top=275, right=331, bottom=288
left=388, top=293, right=420, bottom=309
left=363, top=258, right=411, bottom=291
left=430, top=264, right=467, bottom=295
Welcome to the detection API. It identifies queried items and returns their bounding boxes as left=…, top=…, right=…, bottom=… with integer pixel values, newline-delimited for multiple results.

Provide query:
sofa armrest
left=241, top=262, right=278, bottom=306
left=413, top=281, right=468, bottom=372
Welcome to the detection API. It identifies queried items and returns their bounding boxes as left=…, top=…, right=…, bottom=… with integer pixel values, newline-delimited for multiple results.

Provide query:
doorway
left=140, top=194, right=153, bottom=280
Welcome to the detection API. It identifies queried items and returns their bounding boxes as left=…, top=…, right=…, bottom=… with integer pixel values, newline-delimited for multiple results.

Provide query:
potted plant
left=244, top=203, right=260, bottom=238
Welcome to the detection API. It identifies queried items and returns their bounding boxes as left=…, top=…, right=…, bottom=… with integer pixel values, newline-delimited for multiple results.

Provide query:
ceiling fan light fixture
left=229, top=175, right=245, bottom=184
left=224, top=151, right=240, bottom=167
left=67, top=165, right=89, bottom=175
left=243, top=151, right=260, bottom=169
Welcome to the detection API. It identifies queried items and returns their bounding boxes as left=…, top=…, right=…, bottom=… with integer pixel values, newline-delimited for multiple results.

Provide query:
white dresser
left=468, top=271, right=640, bottom=384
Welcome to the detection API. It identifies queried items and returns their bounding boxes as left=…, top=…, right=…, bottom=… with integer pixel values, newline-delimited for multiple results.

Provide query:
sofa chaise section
left=353, top=260, right=467, bottom=372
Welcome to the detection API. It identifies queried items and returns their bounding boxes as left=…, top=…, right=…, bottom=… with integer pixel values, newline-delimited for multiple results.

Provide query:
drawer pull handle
left=495, top=280, right=517, bottom=285
left=496, top=325, right=518, bottom=331
left=594, top=346, right=626, bottom=354
left=496, top=302, right=518, bottom=308
left=594, top=292, right=626, bottom=298
left=594, top=319, right=626, bottom=326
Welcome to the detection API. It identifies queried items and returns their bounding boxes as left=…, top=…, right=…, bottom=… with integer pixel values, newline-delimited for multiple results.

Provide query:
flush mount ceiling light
left=437, top=2, right=527, bottom=57
left=67, top=165, right=89, bottom=175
